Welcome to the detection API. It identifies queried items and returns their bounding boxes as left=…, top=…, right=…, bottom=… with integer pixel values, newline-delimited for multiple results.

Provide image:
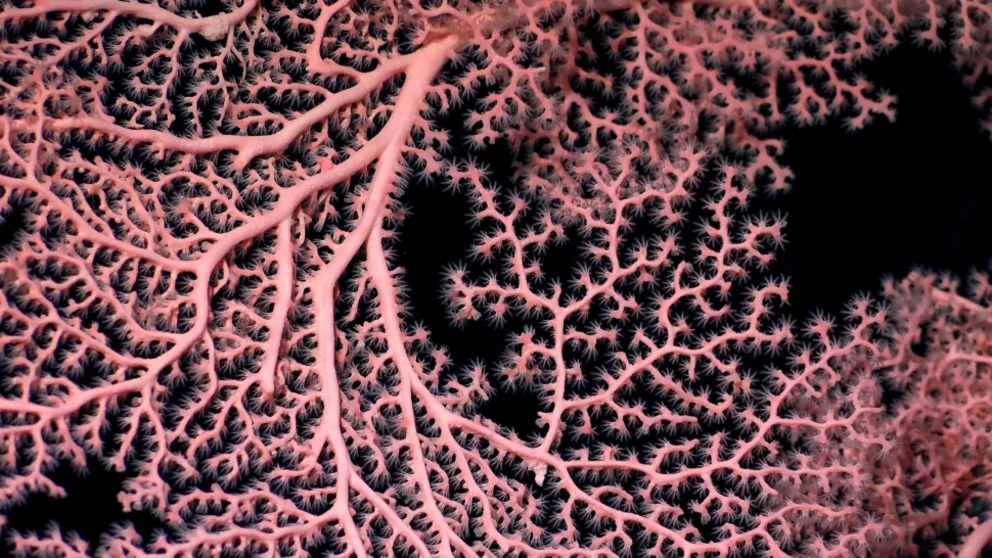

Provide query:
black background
left=398, top=43, right=992, bottom=437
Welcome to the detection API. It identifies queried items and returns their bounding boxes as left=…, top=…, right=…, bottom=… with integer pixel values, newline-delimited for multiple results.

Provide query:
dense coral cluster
left=0, top=0, right=988, bottom=557
left=847, top=271, right=992, bottom=557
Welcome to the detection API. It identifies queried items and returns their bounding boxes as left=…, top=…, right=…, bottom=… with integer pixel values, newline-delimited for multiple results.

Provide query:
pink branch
left=7, top=0, right=260, bottom=40
left=959, top=519, right=992, bottom=558
left=48, top=35, right=464, bottom=171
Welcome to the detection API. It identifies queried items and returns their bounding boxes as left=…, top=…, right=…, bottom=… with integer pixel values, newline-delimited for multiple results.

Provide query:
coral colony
left=0, top=0, right=991, bottom=557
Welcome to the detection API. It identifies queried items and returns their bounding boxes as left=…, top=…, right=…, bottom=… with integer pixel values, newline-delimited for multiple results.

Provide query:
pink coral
left=847, top=271, right=992, bottom=557
left=0, top=0, right=986, bottom=557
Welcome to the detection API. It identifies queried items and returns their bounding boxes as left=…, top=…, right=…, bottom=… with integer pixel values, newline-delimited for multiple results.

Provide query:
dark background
left=3, top=43, right=992, bottom=556
left=399, top=43, right=992, bottom=435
